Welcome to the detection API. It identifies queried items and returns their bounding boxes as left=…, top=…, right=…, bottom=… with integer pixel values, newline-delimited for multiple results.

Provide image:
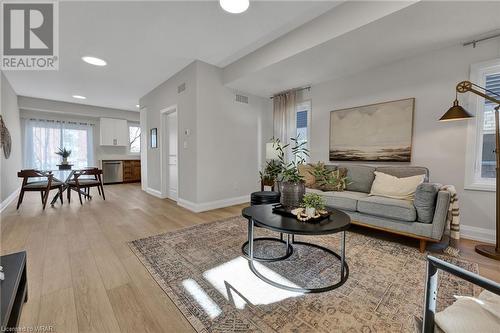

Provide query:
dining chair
left=67, top=168, right=105, bottom=204
left=16, top=170, right=64, bottom=210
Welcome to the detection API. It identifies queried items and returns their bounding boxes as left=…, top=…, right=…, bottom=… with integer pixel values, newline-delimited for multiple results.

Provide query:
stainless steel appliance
left=102, top=160, right=123, bottom=184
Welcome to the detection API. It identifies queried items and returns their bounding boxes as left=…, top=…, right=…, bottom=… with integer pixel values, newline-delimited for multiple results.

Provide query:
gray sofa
left=306, top=165, right=450, bottom=252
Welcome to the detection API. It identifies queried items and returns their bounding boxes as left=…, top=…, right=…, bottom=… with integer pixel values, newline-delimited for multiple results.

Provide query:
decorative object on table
left=272, top=136, right=309, bottom=207
left=0, top=115, right=12, bottom=159
left=150, top=128, right=158, bottom=148
left=329, top=98, right=414, bottom=162
left=439, top=80, right=500, bottom=261
left=129, top=216, right=478, bottom=332
left=259, top=159, right=280, bottom=191
left=55, top=147, right=71, bottom=165
left=309, top=162, right=350, bottom=191
left=272, top=203, right=330, bottom=223
left=301, top=192, right=326, bottom=218
left=57, top=164, right=73, bottom=170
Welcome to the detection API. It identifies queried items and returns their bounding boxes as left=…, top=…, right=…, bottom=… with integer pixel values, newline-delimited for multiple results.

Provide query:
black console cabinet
left=1, top=251, right=28, bottom=330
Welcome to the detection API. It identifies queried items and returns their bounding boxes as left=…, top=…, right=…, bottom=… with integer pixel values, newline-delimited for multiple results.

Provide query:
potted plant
left=259, top=159, right=281, bottom=187
left=272, top=136, right=309, bottom=207
left=55, top=147, right=71, bottom=165
left=301, top=193, right=325, bottom=218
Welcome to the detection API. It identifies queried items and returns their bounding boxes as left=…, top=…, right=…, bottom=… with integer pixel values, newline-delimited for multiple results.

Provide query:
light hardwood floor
left=1, top=183, right=499, bottom=332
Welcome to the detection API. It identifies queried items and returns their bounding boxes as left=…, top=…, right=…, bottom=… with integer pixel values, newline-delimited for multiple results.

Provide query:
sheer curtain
left=273, top=91, right=296, bottom=160
left=24, top=118, right=94, bottom=170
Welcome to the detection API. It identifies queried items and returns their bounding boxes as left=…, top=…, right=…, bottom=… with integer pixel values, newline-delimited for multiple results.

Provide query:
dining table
left=48, top=169, right=93, bottom=205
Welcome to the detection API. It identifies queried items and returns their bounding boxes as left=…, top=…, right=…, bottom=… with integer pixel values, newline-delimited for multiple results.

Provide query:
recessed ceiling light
left=219, top=0, right=249, bottom=14
left=72, top=95, right=86, bottom=100
left=136, top=104, right=140, bottom=108
left=82, top=56, right=107, bottom=66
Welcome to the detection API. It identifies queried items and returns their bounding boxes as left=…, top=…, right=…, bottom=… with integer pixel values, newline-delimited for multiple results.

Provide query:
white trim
left=140, top=107, right=148, bottom=191
left=145, top=187, right=167, bottom=199
left=460, top=225, right=496, bottom=244
left=464, top=59, right=500, bottom=192
left=160, top=105, right=178, bottom=200
left=177, top=195, right=249, bottom=213
left=0, top=188, right=20, bottom=213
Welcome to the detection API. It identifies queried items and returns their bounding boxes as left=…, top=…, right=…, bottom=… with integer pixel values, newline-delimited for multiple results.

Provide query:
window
left=295, top=100, right=311, bottom=162
left=23, top=118, right=94, bottom=170
left=465, top=59, right=500, bottom=191
left=129, top=123, right=141, bottom=153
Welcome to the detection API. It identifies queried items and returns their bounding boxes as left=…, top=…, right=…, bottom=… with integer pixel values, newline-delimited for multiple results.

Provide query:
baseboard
left=145, top=187, right=167, bottom=199
left=177, top=195, right=249, bottom=213
left=0, top=187, right=20, bottom=213
left=460, top=225, right=495, bottom=244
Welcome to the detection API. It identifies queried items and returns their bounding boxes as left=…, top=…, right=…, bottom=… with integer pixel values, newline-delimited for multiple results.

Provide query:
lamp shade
left=266, top=142, right=279, bottom=160
left=439, top=99, right=473, bottom=121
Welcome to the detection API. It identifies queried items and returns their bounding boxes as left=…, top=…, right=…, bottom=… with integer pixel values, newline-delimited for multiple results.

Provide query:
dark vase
left=278, top=181, right=305, bottom=208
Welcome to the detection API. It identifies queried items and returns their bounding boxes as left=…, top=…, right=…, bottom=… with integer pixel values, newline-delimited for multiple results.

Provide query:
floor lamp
left=439, top=80, right=500, bottom=260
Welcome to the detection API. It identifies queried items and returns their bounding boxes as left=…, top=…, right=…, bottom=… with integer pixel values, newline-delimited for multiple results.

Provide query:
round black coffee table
left=242, top=204, right=350, bottom=293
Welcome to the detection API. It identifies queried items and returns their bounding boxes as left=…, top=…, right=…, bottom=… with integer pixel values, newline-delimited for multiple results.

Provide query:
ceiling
left=226, top=1, right=500, bottom=96
left=2, top=1, right=340, bottom=111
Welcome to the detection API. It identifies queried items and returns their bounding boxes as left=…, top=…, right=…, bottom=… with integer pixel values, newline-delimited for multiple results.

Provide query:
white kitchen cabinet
left=100, top=118, right=129, bottom=146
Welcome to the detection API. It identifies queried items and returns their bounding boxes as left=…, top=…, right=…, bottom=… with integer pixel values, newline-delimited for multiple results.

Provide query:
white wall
left=308, top=39, right=500, bottom=239
left=0, top=72, right=22, bottom=204
left=18, top=97, right=140, bottom=165
left=140, top=61, right=199, bottom=201
left=140, top=61, right=272, bottom=209
left=196, top=61, right=272, bottom=204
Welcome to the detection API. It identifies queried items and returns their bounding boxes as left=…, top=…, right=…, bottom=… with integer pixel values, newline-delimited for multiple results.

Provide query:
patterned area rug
left=129, top=217, right=479, bottom=333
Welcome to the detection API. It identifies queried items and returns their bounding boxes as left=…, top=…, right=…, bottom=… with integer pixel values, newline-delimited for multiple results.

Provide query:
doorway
left=161, top=107, right=178, bottom=201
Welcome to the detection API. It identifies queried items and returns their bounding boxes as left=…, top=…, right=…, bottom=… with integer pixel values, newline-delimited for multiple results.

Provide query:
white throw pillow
left=434, top=290, right=500, bottom=333
left=369, top=171, right=425, bottom=200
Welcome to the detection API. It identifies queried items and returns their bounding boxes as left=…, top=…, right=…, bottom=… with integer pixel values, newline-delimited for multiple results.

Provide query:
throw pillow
left=414, top=183, right=441, bottom=223
left=298, top=164, right=315, bottom=187
left=369, top=171, right=425, bottom=200
left=435, top=290, right=500, bottom=333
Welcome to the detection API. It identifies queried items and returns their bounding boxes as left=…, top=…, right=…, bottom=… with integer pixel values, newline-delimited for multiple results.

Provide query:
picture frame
left=150, top=128, right=158, bottom=148
left=329, top=98, right=415, bottom=162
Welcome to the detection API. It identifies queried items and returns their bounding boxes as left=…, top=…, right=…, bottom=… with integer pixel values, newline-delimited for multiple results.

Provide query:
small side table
left=250, top=191, right=280, bottom=206
left=57, top=164, right=73, bottom=170
left=0, top=251, right=28, bottom=330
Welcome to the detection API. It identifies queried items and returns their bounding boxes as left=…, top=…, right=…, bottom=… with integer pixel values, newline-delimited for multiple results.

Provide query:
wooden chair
left=67, top=168, right=105, bottom=204
left=16, top=170, right=64, bottom=210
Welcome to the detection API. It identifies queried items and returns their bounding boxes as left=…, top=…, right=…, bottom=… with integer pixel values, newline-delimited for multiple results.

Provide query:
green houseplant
left=301, top=193, right=325, bottom=217
left=272, top=136, right=309, bottom=207
left=259, top=159, right=281, bottom=187
left=55, top=147, right=71, bottom=165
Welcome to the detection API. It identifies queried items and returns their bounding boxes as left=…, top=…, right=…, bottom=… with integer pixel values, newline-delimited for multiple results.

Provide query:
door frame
left=160, top=105, right=179, bottom=200
left=139, top=107, right=148, bottom=191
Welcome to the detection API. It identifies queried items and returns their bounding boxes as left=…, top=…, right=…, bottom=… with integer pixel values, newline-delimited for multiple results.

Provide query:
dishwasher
left=102, top=160, right=123, bottom=184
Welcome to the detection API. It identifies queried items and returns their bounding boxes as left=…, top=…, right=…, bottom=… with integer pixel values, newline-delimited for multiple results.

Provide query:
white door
left=166, top=112, right=178, bottom=200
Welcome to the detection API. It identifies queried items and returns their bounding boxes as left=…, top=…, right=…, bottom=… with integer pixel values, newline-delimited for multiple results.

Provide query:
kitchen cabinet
left=100, top=118, right=129, bottom=146
left=123, top=160, right=141, bottom=183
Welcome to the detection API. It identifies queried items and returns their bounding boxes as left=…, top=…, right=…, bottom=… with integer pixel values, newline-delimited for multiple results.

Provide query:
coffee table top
left=242, top=204, right=350, bottom=236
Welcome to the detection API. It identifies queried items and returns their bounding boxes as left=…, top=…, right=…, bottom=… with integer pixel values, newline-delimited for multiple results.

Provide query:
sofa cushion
left=298, top=164, right=315, bottom=187
left=357, top=196, right=417, bottom=222
left=414, top=183, right=441, bottom=223
left=306, top=188, right=367, bottom=211
left=435, top=290, right=500, bottom=333
left=344, top=165, right=376, bottom=193
left=369, top=171, right=425, bottom=200
left=376, top=166, right=429, bottom=182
